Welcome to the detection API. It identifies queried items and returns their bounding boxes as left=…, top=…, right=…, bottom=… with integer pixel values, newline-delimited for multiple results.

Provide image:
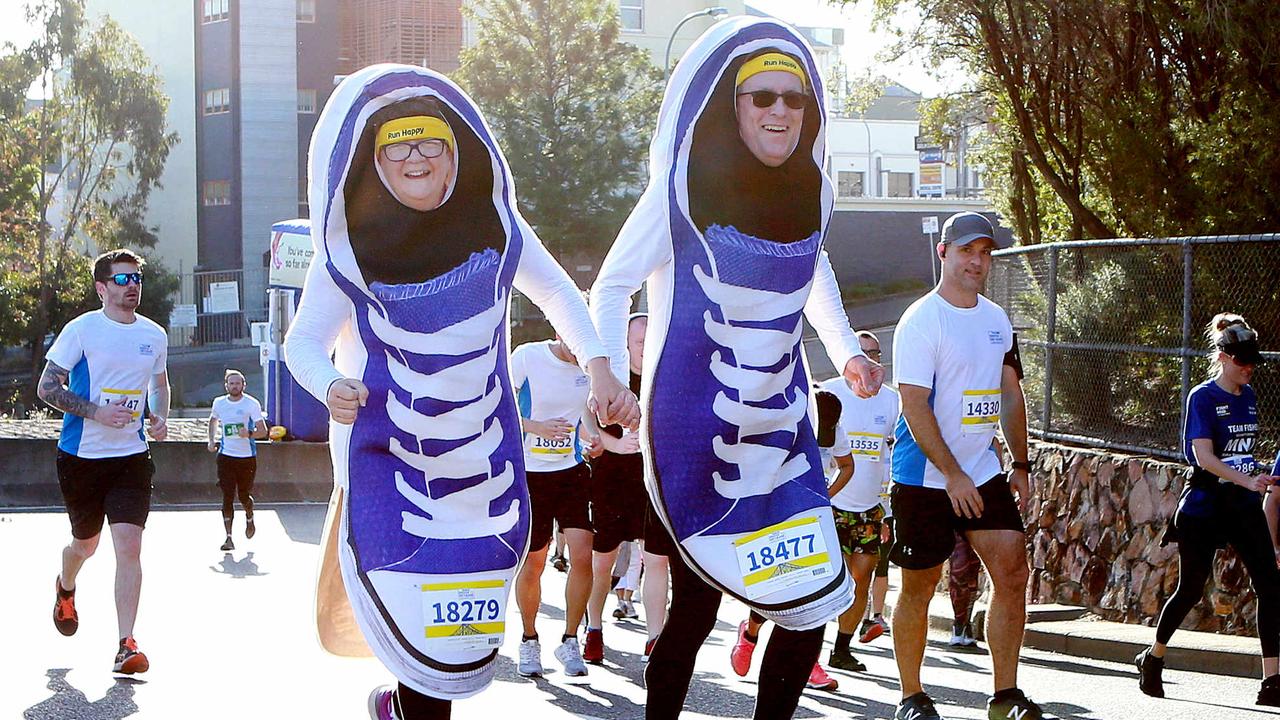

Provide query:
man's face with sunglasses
left=96, top=261, right=143, bottom=311
left=735, top=70, right=806, bottom=168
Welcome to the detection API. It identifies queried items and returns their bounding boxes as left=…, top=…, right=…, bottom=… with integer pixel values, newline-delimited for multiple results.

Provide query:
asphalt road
left=5, top=505, right=1278, bottom=720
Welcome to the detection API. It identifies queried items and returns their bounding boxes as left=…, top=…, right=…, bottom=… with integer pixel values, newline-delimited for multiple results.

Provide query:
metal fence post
left=1180, top=240, right=1193, bottom=436
left=1042, top=246, right=1058, bottom=433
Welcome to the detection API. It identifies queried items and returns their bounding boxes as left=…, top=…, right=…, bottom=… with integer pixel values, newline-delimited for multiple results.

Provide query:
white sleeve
left=284, top=260, right=351, bottom=404
left=45, top=321, right=83, bottom=371
left=511, top=221, right=606, bottom=368
left=802, top=250, right=864, bottom=375
left=509, top=345, right=529, bottom=396
left=588, top=190, right=673, bottom=382
left=831, top=416, right=852, bottom=457
left=892, top=309, right=938, bottom=390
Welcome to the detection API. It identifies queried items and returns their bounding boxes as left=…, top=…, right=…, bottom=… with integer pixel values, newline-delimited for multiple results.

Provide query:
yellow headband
left=376, top=116, right=454, bottom=152
left=735, top=52, right=807, bottom=89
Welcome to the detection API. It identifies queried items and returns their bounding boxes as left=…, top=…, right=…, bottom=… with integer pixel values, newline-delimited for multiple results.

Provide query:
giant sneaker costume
left=286, top=64, right=605, bottom=699
left=590, top=17, right=864, bottom=630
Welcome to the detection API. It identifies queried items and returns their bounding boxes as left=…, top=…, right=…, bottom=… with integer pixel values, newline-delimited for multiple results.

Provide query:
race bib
left=961, top=389, right=1000, bottom=435
left=734, top=517, right=833, bottom=600
left=101, top=387, right=144, bottom=421
left=530, top=433, right=575, bottom=455
left=421, top=580, right=507, bottom=653
left=223, top=422, right=245, bottom=438
left=848, top=431, right=884, bottom=462
left=1224, top=454, right=1258, bottom=476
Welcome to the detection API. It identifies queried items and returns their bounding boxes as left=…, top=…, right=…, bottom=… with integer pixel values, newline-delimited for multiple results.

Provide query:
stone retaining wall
left=1027, top=440, right=1260, bottom=637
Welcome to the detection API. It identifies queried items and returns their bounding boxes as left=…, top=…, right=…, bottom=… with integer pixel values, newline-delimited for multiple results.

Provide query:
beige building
left=84, top=0, right=199, bottom=277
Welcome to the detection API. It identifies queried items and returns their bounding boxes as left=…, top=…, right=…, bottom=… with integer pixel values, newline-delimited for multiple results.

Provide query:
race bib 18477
left=734, top=517, right=833, bottom=600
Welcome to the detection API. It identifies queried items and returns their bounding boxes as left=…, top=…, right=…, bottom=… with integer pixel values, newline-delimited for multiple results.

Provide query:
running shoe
left=612, top=600, right=628, bottom=619
left=729, top=620, right=756, bottom=676
left=828, top=648, right=866, bottom=672
left=806, top=662, right=838, bottom=691
left=987, top=688, right=1043, bottom=720
left=859, top=617, right=886, bottom=643
left=621, top=599, right=638, bottom=619
left=583, top=628, right=604, bottom=664
left=367, top=685, right=400, bottom=720
left=1258, top=674, right=1280, bottom=707
left=895, top=692, right=941, bottom=719
left=245, top=516, right=256, bottom=539
left=642, top=636, right=658, bottom=662
left=554, top=637, right=588, bottom=677
left=53, top=577, right=78, bottom=636
left=517, top=638, right=543, bottom=677
left=550, top=553, right=568, bottom=573
left=113, top=636, right=149, bottom=675
left=221, top=536, right=235, bottom=551
left=1134, top=648, right=1164, bottom=698
left=950, top=621, right=978, bottom=648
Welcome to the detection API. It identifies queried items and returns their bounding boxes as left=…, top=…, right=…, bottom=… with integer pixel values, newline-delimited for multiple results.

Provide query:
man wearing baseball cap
left=887, top=212, right=1047, bottom=719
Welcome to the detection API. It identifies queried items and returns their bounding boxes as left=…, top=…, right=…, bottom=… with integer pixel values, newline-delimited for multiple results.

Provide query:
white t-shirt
left=211, top=394, right=265, bottom=458
left=891, top=291, right=1012, bottom=490
left=510, top=340, right=591, bottom=472
left=46, top=310, right=168, bottom=459
left=823, top=379, right=899, bottom=512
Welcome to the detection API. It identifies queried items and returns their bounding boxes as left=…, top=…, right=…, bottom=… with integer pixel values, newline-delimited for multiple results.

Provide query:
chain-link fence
left=988, top=234, right=1279, bottom=460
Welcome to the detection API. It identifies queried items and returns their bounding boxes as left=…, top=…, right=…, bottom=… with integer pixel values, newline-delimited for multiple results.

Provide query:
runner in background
left=207, top=368, right=268, bottom=551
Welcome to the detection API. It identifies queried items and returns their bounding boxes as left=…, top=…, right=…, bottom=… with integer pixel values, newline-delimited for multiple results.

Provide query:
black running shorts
left=57, top=450, right=155, bottom=539
left=527, top=463, right=592, bottom=552
left=642, top=497, right=677, bottom=558
left=216, top=455, right=257, bottom=495
left=589, top=450, right=647, bottom=553
left=889, top=474, right=1024, bottom=570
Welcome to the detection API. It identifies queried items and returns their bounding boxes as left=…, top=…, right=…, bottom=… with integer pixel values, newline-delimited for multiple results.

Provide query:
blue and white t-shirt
left=211, top=394, right=265, bottom=458
left=510, top=340, right=590, bottom=472
left=890, top=291, right=1012, bottom=490
left=1184, top=380, right=1259, bottom=476
left=46, top=310, right=168, bottom=459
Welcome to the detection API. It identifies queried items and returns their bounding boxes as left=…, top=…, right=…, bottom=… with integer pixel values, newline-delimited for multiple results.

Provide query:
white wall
left=827, top=117, right=920, bottom=197
left=85, top=0, right=198, bottom=275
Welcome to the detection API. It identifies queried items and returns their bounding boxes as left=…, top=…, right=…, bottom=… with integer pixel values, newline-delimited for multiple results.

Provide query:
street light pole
left=665, top=7, right=730, bottom=82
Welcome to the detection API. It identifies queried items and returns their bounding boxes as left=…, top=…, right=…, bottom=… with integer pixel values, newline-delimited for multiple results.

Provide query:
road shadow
left=23, top=668, right=142, bottom=720
left=209, top=551, right=269, bottom=579
left=273, top=504, right=326, bottom=545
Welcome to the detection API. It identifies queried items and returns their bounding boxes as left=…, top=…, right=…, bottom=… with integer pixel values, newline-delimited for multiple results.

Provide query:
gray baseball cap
left=942, top=211, right=1004, bottom=248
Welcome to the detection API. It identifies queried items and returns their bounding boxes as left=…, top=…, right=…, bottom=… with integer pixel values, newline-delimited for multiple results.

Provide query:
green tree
left=0, top=0, right=178, bottom=394
left=455, top=0, right=662, bottom=259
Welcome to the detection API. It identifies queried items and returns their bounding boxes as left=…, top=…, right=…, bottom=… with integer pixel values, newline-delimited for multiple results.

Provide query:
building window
left=297, top=0, right=316, bottom=23
left=202, top=0, right=229, bottom=23
left=297, top=88, right=317, bottom=114
left=202, top=180, right=231, bottom=206
left=836, top=171, right=864, bottom=198
left=619, top=0, right=643, bottom=32
left=203, top=87, right=231, bottom=115
left=887, top=171, right=913, bottom=198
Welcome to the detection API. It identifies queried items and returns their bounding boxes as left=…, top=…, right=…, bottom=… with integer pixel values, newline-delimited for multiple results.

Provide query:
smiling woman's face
left=376, top=140, right=455, bottom=211
left=735, top=70, right=805, bottom=167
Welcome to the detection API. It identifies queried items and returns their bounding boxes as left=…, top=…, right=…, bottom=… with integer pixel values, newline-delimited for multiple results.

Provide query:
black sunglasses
left=382, top=139, right=447, bottom=162
left=737, top=89, right=808, bottom=110
left=107, top=272, right=143, bottom=286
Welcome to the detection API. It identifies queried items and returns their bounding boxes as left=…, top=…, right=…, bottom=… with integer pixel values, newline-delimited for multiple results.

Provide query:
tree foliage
left=455, top=0, right=662, bottom=259
left=857, top=0, right=1280, bottom=244
left=0, top=0, right=178, bottom=392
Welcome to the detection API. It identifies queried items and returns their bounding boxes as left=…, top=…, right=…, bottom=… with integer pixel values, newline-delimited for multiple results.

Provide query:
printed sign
left=170, top=304, right=197, bottom=328
left=269, top=222, right=314, bottom=288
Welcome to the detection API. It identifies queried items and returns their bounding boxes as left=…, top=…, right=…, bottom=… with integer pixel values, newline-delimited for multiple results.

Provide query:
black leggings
left=1154, top=503, right=1280, bottom=657
left=396, top=683, right=451, bottom=719
left=645, top=552, right=823, bottom=719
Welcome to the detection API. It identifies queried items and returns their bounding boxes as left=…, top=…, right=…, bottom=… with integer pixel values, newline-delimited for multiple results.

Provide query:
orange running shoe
left=729, top=621, right=756, bottom=677
left=113, top=636, right=149, bottom=674
left=53, top=577, right=78, bottom=636
left=806, top=662, right=838, bottom=691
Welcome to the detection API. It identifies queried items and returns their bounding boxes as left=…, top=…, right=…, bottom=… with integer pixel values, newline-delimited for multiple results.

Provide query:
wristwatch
left=1011, top=460, right=1031, bottom=472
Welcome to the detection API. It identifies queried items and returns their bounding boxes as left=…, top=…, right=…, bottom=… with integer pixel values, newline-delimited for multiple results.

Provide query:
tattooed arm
left=37, top=361, right=99, bottom=419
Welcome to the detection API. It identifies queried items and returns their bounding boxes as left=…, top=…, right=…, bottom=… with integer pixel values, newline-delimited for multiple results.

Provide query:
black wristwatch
left=1011, top=460, right=1031, bottom=472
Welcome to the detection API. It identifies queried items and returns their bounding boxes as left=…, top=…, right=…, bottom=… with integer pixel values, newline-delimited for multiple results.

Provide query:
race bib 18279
left=421, top=580, right=507, bottom=653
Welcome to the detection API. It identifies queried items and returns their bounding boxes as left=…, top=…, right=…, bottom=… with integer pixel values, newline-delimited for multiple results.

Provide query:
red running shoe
left=53, top=577, right=78, bottom=636
left=113, top=636, right=149, bottom=674
left=729, top=621, right=756, bottom=677
left=583, top=628, right=604, bottom=664
left=806, top=662, right=838, bottom=691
